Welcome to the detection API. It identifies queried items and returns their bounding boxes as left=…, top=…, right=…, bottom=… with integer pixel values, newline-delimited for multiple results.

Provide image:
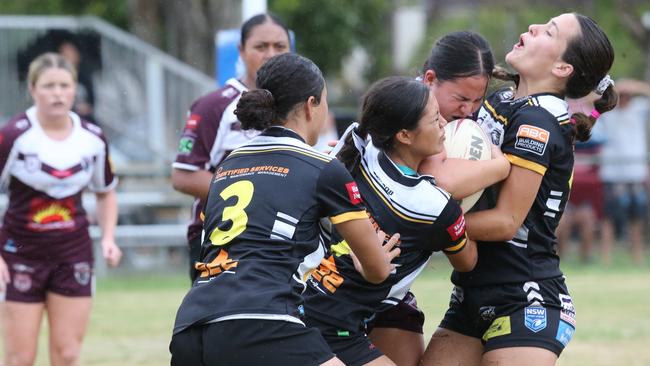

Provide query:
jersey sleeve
left=172, top=95, right=222, bottom=172
left=430, top=199, right=468, bottom=254
left=86, top=125, right=118, bottom=192
left=500, top=107, right=560, bottom=176
left=316, top=159, right=368, bottom=224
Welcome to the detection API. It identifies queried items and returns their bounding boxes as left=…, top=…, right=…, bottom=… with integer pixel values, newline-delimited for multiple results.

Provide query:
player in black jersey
left=368, top=32, right=511, bottom=366
left=421, top=13, right=619, bottom=366
left=303, top=76, right=480, bottom=366
left=169, top=53, right=400, bottom=366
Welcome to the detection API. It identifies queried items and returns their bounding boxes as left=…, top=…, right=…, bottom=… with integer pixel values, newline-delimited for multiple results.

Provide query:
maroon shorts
left=2, top=248, right=94, bottom=303
left=367, top=291, right=425, bottom=334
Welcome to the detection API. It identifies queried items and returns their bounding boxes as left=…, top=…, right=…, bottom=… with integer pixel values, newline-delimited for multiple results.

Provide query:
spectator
left=596, top=79, right=650, bottom=265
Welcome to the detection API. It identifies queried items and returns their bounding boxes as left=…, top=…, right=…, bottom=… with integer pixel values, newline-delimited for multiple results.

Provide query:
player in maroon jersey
left=0, top=53, right=121, bottom=366
left=171, top=13, right=291, bottom=282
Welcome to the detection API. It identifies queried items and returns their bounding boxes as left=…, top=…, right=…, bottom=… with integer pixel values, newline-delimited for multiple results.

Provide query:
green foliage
left=411, top=4, right=649, bottom=80
left=0, top=0, right=129, bottom=28
left=269, top=0, right=393, bottom=80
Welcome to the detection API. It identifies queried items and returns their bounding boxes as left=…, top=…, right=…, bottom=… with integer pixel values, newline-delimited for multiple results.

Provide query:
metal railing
left=0, top=15, right=215, bottom=175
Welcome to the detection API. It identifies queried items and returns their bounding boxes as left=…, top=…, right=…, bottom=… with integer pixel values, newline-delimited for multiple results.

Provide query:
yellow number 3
left=209, top=180, right=254, bottom=246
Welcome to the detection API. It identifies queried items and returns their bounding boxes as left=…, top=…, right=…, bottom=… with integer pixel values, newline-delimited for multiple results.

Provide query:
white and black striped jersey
left=304, top=137, right=467, bottom=333
left=173, top=127, right=368, bottom=334
left=454, top=88, right=574, bottom=286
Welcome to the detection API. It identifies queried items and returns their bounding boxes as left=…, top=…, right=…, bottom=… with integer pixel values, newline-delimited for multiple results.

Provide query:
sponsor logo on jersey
left=185, top=114, right=202, bottom=130
left=482, top=316, right=511, bottom=341
left=446, top=214, right=466, bottom=241
left=195, top=249, right=239, bottom=278
left=515, top=125, right=550, bottom=156
left=73, top=262, right=92, bottom=286
left=28, top=198, right=75, bottom=231
left=555, top=320, right=575, bottom=346
left=178, top=137, right=195, bottom=154
left=311, top=255, right=343, bottom=293
left=524, top=306, right=547, bottom=332
left=345, top=182, right=362, bottom=205
left=3, top=238, right=17, bottom=253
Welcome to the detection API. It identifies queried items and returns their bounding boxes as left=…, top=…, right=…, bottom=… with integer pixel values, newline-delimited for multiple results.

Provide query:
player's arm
left=171, top=168, right=214, bottom=201
left=464, top=164, right=541, bottom=241
left=419, top=144, right=510, bottom=200
left=334, top=218, right=399, bottom=284
left=444, top=237, right=477, bottom=272
left=96, top=189, right=122, bottom=267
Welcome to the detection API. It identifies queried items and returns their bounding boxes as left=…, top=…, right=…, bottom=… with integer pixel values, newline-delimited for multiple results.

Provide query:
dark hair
left=241, top=13, right=290, bottom=46
left=422, top=31, right=495, bottom=81
left=565, top=14, right=618, bottom=141
left=234, top=53, right=324, bottom=130
left=493, top=13, right=618, bottom=142
left=338, top=76, right=430, bottom=173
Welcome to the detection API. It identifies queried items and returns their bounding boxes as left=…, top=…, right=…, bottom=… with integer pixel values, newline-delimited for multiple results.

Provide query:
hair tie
left=590, top=109, right=601, bottom=120
left=595, top=74, right=614, bottom=95
left=569, top=118, right=577, bottom=125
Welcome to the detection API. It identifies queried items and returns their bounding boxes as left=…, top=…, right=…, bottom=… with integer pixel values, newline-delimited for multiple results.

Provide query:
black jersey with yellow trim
left=304, top=141, right=467, bottom=334
left=455, top=89, right=574, bottom=287
left=173, top=127, right=368, bottom=334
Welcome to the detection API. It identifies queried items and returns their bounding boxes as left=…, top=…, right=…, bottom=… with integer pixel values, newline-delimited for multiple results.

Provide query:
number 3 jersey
left=303, top=135, right=468, bottom=334
left=0, top=107, right=117, bottom=259
left=173, top=127, right=369, bottom=334
left=456, top=88, right=574, bottom=287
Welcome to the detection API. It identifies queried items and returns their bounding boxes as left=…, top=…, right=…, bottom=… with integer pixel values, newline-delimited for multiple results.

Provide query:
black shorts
left=305, top=316, right=384, bottom=366
left=439, top=277, right=576, bottom=356
left=367, top=291, right=425, bottom=334
left=170, top=319, right=335, bottom=366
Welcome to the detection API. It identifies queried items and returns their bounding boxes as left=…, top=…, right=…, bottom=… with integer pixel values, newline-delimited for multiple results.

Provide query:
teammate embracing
left=422, top=12, right=618, bottom=366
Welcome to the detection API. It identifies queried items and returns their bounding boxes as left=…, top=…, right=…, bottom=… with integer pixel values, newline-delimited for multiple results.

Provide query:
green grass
left=3, top=247, right=649, bottom=365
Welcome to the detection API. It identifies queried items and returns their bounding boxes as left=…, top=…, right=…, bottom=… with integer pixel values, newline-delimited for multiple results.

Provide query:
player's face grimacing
left=505, top=13, right=580, bottom=78
left=430, top=75, right=488, bottom=121
left=406, top=93, right=446, bottom=158
left=29, top=67, right=76, bottom=120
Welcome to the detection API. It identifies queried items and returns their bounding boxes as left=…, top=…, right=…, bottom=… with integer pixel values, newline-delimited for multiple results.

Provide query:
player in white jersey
left=0, top=53, right=121, bottom=366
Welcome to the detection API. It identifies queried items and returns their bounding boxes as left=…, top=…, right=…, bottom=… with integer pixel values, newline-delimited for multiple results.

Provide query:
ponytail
left=492, top=65, right=519, bottom=87
left=571, top=83, right=618, bottom=142
left=337, top=125, right=369, bottom=174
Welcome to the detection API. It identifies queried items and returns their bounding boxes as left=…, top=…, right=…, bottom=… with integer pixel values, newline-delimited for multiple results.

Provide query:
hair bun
left=235, top=89, right=278, bottom=130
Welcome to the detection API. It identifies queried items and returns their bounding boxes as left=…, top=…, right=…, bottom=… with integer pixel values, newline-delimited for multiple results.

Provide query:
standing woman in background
left=170, top=53, right=399, bottom=366
left=368, top=31, right=509, bottom=366
left=171, top=13, right=291, bottom=282
left=0, top=53, right=121, bottom=366
left=422, top=13, right=618, bottom=366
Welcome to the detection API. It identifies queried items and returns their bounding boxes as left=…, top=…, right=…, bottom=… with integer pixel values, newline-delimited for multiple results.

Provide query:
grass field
left=3, top=247, right=649, bottom=366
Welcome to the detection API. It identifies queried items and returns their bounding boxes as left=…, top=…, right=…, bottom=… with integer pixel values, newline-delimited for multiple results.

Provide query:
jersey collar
left=262, top=126, right=305, bottom=143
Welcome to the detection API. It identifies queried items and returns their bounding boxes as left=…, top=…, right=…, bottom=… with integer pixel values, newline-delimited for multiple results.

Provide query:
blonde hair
left=27, top=52, right=77, bottom=88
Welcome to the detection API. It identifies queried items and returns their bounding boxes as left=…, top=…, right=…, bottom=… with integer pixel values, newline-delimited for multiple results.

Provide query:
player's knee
left=52, top=345, right=82, bottom=365
left=6, top=350, right=37, bottom=366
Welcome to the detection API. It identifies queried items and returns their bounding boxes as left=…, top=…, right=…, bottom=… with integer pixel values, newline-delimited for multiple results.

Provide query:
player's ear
left=395, top=129, right=413, bottom=146
left=423, top=69, right=437, bottom=86
left=552, top=61, right=573, bottom=79
left=304, top=95, right=317, bottom=121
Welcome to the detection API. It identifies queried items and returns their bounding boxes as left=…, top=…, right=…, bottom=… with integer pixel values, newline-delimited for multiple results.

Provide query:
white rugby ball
left=443, top=119, right=492, bottom=212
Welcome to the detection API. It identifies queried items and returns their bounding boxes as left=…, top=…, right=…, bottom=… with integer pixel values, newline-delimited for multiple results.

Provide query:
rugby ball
left=443, top=119, right=492, bottom=212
